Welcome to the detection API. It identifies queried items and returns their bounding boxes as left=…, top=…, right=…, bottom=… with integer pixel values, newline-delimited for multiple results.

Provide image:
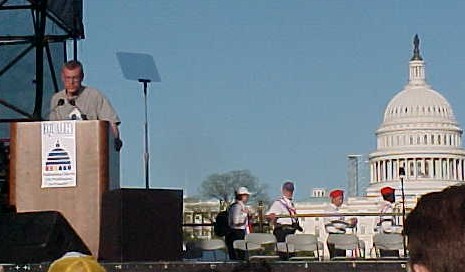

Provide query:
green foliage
left=199, top=169, right=269, bottom=206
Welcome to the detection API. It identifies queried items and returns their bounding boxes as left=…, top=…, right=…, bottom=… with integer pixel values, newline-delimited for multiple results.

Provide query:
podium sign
left=41, top=121, right=77, bottom=188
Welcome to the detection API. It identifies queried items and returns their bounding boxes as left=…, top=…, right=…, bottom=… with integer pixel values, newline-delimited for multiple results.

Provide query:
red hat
left=381, top=186, right=395, bottom=196
left=329, top=189, right=344, bottom=198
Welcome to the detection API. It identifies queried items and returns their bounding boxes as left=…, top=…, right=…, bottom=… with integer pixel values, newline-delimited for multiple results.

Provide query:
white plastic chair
left=233, top=239, right=261, bottom=260
left=285, top=233, right=320, bottom=260
left=196, top=239, right=227, bottom=261
left=327, top=234, right=361, bottom=260
left=233, top=239, right=262, bottom=251
left=244, top=233, right=280, bottom=261
left=372, top=233, right=404, bottom=258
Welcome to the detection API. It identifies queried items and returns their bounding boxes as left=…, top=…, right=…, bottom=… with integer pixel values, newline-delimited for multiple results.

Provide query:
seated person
left=324, top=189, right=358, bottom=259
left=374, top=186, right=403, bottom=257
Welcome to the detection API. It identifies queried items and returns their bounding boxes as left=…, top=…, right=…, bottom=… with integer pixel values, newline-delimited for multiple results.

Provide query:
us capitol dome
left=367, top=35, right=465, bottom=198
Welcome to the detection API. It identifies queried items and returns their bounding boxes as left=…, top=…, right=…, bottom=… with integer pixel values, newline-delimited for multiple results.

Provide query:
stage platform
left=0, top=260, right=409, bottom=272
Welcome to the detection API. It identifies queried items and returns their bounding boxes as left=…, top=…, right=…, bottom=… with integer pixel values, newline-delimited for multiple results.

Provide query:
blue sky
left=78, top=1, right=465, bottom=200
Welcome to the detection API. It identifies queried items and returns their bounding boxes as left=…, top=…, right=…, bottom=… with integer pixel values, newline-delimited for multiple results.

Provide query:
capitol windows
left=434, top=159, right=440, bottom=178
left=456, top=160, right=461, bottom=179
left=431, top=135, right=435, bottom=145
left=380, top=161, right=385, bottom=181
left=423, top=135, right=427, bottom=145
left=416, top=160, right=423, bottom=177
left=425, top=161, right=430, bottom=177
left=442, top=160, right=447, bottom=179
left=450, top=159, right=455, bottom=179
left=409, top=136, right=414, bottom=145
left=409, top=161, right=415, bottom=177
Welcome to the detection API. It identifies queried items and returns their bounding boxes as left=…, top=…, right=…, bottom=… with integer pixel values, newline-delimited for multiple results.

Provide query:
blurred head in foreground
left=405, top=185, right=465, bottom=272
left=48, top=252, right=106, bottom=272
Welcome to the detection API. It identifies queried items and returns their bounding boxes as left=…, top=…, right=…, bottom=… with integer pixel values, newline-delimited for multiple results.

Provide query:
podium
left=9, top=120, right=119, bottom=257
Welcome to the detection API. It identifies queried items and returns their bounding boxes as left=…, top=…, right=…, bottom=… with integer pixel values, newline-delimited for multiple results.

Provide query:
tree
left=199, top=169, right=269, bottom=206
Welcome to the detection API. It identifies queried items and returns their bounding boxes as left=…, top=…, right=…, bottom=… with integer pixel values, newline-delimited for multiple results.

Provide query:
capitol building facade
left=367, top=36, right=465, bottom=198
left=297, top=36, right=465, bottom=256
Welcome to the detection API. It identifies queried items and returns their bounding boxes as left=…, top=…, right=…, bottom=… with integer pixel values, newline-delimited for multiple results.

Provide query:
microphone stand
left=399, top=167, right=407, bottom=257
left=138, top=79, right=151, bottom=189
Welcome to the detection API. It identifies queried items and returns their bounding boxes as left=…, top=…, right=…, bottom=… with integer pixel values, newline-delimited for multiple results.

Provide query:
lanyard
left=279, top=197, right=298, bottom=224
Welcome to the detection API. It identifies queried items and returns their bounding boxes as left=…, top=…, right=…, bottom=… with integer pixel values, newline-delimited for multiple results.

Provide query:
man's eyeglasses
left=64, top=76, right=82, bottom=82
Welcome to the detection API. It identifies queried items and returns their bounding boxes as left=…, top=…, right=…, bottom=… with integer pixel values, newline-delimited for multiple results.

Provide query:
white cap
left=236, top=186, right=251, bottom=195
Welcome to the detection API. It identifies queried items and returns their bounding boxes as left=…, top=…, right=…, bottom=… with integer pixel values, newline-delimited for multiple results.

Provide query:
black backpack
left=213, top=203, right=236, bottom=237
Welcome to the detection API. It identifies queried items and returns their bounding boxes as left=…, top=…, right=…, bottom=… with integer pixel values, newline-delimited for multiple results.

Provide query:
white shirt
left=266, top=196, right=297, bottom=225
left=228, top=200, right=248, bottom=230
left=375, top=200, right=402, bottom=233
left=324, top=203, right=353, bottom=234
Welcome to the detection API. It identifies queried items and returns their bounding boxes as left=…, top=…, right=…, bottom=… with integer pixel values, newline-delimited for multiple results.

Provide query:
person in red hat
left=375, top=186, right=402, bottom=257
left=324, top=189, right=358, bottom=259
left=376, top=187, right=402, bottom=233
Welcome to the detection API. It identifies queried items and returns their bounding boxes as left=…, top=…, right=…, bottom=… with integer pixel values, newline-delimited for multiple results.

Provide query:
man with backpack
left=225, top=187, right=252, bottom=260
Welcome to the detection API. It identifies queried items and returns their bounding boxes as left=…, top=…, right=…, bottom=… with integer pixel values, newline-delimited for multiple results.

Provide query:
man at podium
left=49, top=60, right=123, bottom=151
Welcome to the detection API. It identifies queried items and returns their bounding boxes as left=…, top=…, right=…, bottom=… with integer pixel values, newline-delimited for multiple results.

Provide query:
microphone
left=68, top=99, right=88, bottom=120
left=46, top=98, right=65, bottom=120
